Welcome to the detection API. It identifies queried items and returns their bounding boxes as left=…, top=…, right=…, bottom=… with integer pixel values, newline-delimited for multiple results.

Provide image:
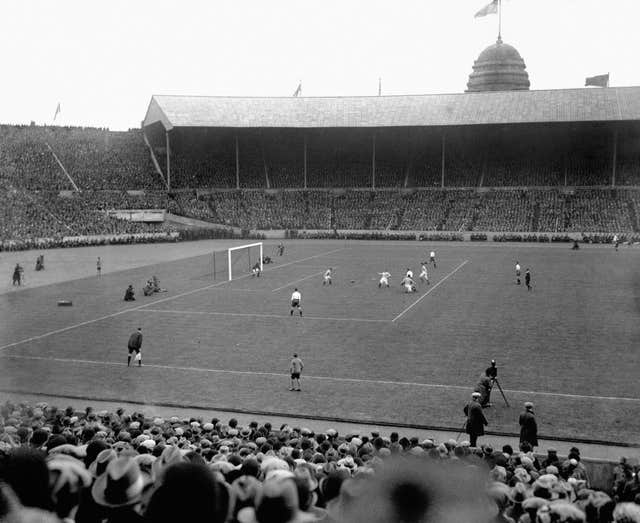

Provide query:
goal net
left=212, top=242, right=263, bottom=281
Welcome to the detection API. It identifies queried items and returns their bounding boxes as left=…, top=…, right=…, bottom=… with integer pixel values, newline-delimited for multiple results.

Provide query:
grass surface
left=1, top=240, right=639, bottom=444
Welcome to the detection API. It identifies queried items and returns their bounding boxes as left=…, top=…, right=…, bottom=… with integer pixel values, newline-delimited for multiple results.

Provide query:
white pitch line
left=3, top=354, right=640, bottom=403
left=141, top=308, right=388, bottom=323
left=0, top=247, right=346, bottom=353
left=271, top=270, right=326, bottom=292
left=392, top=260, right=469, bottom=322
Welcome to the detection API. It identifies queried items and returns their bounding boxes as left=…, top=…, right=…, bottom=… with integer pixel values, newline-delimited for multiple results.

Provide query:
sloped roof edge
left=143, top=87, right=640, bottom=130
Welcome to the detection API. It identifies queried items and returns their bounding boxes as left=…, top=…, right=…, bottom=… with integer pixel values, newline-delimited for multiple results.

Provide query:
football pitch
left=1, top=240, right=639, bottom=445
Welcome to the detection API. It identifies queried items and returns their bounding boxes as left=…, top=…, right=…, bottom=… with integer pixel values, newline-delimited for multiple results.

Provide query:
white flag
left=475, top=0, right=498, bottom=17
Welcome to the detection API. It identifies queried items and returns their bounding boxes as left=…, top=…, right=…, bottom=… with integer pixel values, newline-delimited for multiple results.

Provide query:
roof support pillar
left=611, top=128, right=618, bottom=187
left=372, top=133, right=376, bottom=189
left=441, top=132, right=446, bottom=188
left=303, top=134, right=308, bottom=189
left=235, top=134, right=240, bottom=190
left=165, top=130, right=171, bottom=191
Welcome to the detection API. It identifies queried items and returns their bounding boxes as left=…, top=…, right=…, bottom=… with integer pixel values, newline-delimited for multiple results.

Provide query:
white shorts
left=379, top=277, right=388, bottom=286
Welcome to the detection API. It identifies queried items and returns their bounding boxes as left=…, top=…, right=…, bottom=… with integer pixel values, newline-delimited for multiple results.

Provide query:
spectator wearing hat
left=519, top=402, right=538, bottom=449
left=464, top=392, right=488, bottom=447
left=91, top=456, right=145, bottom=522
left=145, top=462, right=229, bottom=523
left=542, top=448, right=561, bottom=469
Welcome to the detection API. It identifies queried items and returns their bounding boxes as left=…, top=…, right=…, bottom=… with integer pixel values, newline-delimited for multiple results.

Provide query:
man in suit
left=519, top=401, right=538, bottom=449
left=464, top=392, right=488, bottom=447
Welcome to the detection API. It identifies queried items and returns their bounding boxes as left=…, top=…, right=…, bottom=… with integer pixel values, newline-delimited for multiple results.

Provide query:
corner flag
left=585, top=73, right=609, bottom=88
left=53, top=103, right=61, bottom=121
left=293, top=82, right=302, bottom=97
left=475, top=0, right=498, bottom=18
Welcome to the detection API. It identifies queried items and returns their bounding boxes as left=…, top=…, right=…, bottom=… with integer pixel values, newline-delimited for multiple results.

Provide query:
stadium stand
left=0, top=125, right=162, bottom=190
left=0, top=191, right=174, bottom=243
left=0, top=400, right=638, bottom=523
left=2, top=121, right=640, bottom=246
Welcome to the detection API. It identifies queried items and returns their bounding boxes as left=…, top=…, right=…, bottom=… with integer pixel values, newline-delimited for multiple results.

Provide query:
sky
left=1, top=0, right=639, bottom=130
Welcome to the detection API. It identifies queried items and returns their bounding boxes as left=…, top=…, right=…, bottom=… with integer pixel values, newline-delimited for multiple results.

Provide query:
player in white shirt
left=401, top=275, right=417, bottom=293
left=419, top=263, right=430, bottom=284
left=405, top=268, right=413, bottom=279
left=378, top=271, right=391, bottom=288
left=290, top=288, right=302, bottom=316
left=323, top=268, right=333, bottom=285
left=429, top=251, right=436, bottom=268
left=515, top=261, right=521, bottom=285
left=251, top=262, right=262, bottom=277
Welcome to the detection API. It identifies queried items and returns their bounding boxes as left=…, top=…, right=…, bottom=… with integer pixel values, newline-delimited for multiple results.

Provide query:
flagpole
left=498, top=0, right=502, bottom=41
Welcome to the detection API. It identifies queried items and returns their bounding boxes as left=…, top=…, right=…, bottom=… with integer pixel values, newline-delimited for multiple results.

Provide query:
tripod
left=492, top=378, right=510, bottom=407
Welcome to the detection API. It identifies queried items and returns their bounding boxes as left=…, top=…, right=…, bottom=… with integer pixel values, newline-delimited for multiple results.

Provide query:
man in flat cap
left=463, top=392, right=488, bottom=447
left=519, top=401, right=538, bottom=449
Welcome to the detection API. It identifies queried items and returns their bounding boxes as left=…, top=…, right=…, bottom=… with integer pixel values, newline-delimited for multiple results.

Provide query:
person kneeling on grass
left=251, top=262, right=262, bottom=277
left=143, top=280, right=155, bottom=296
left=124, top=285, right=135, bottom=301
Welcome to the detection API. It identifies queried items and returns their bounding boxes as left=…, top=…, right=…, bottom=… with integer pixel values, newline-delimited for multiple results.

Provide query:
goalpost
left=212, top=242, right=263, bottom=281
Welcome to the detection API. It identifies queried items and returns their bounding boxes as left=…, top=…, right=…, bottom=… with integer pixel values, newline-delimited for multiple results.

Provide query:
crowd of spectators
left=163, top=189, right=640, bottom=234
left=3, top=186, right=640, bottom=242
left=0, top=190, right=175, bottom=242
left=483, top=160, right=564, bottom=188
left=0, top=400, right=639, bottom=523
left=0, top=125, right=162, bottom=191
left=473, top=191, right=536, bottom=232
left=3, top=124, right=640, bottom=193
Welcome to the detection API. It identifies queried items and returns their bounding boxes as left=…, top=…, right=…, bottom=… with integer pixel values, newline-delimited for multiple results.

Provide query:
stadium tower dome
left=466, top=36, right=530, bottom=92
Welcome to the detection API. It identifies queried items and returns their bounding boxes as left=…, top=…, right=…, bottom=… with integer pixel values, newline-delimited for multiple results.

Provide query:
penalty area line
left=2, top=354, right=640, bottom=403
left=392, top=260, right=469, bottom=322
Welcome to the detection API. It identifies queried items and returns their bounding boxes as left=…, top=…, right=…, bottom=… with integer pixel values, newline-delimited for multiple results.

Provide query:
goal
left=212, top=242, right=263, bottom=281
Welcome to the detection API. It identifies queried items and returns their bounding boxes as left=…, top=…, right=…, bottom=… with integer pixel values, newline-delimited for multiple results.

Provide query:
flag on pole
left=378, top=77, right=382, bottom=96
left=585, top=73, right=609, bottom=88
left=53, top=102, right=61, bottom=121
left=293, top=82, right=302, bottom=97
left=474, top=0, right=498, bottom=17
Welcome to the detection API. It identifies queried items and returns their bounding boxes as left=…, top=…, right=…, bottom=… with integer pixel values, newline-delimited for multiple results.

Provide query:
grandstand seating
left=0, top=125, right=162, bottom=190
left=0, top=400, right=637, bottom=523
left=2, top=124, right=640, bottom=241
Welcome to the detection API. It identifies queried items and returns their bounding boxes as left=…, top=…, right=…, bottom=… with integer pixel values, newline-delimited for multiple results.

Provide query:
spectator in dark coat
left=519, top=402, right=538, bottom=449
left=463, top=392, right=488, bottom=447
left=475, top=372, right=493, bottom=408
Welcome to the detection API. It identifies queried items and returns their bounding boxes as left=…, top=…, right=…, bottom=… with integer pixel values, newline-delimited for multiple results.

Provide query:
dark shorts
left=516, top=270, right=521, bottom=276
left=291, top=299, right=300, bottom=308
left=291, top=372, right=301, bottom=379
left=128, top=347, right=140, bottom=354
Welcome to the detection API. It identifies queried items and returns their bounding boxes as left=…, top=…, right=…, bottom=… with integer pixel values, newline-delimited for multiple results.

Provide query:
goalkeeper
left=251, top=262, right=262, bottom=277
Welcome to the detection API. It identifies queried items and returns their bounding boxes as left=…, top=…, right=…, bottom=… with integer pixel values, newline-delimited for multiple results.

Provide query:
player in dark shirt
left=525, top=269, right=532, bottom=291
left=12, top=264, right=23, bottom=286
